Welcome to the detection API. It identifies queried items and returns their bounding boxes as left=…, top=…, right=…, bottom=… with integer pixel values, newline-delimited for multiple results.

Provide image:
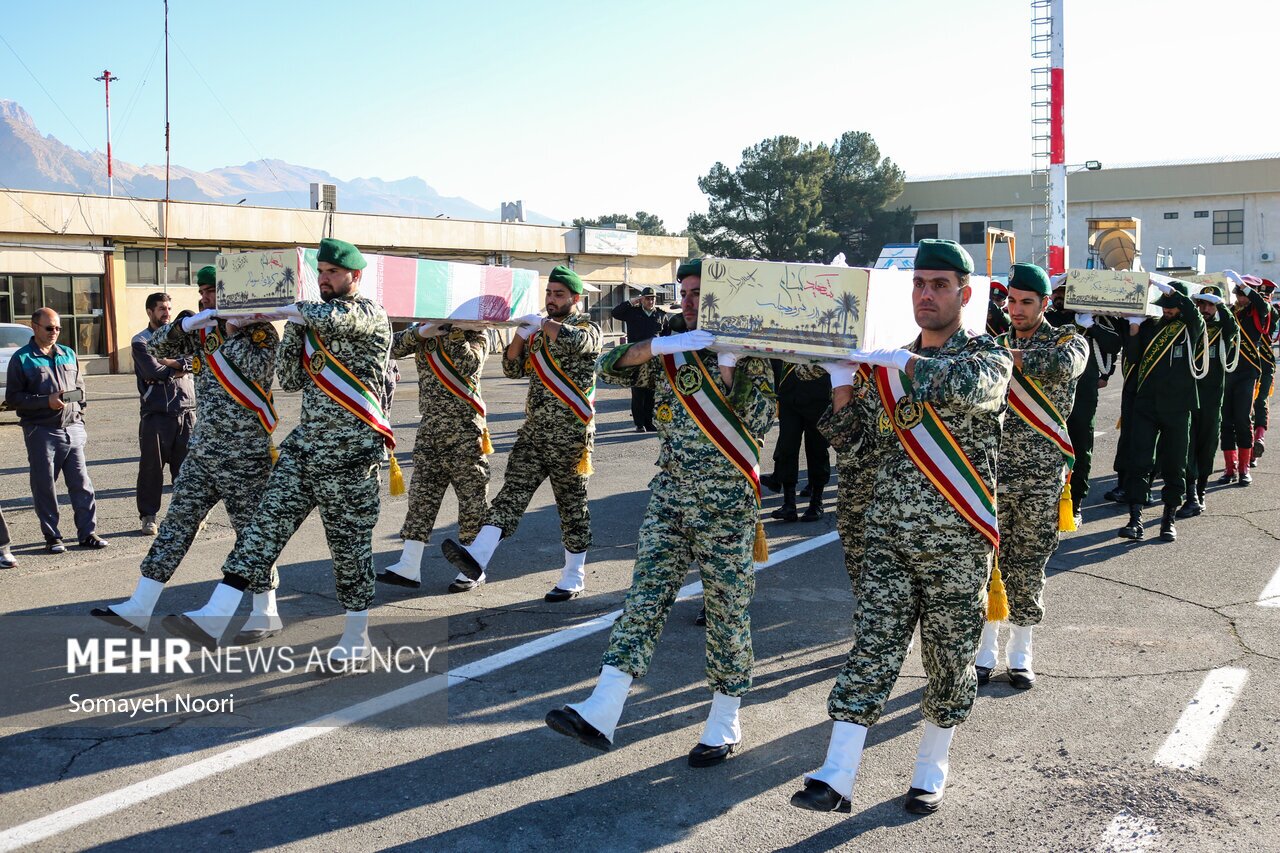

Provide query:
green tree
left=573, top=211, right=670, bottom=236
left=819, top=131, right=914, bottom=266
left=686, top=136, right=834, bottom=262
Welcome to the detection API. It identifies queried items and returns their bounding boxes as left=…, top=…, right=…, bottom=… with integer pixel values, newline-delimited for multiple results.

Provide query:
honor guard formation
left=69, top=236, right=1278, bottom=817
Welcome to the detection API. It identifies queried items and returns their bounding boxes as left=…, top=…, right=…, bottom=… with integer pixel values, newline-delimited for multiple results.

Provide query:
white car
left=0, top=322, right=33, bottom=407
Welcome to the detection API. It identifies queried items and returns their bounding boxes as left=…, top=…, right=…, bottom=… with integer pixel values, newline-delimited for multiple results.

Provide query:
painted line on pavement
left=1257, top=561, right=1280, bottom=607
left=0, top=532, right=841, bottom=851
left=1094, top=430, right=1106, bottom=438
left=1095, top=810, right=1159, bottom=852
left=1152, top=666, right=1249, bottom=770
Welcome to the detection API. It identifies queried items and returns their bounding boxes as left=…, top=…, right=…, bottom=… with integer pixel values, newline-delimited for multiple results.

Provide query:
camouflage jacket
left=392, top=326, right=489, bottom=437
left=819, top=328, right=1012, bottom=534
left=149, top=317, right=279, bottom=459
left=504, top=310, right=602, bottom=435
left=598, top=345, right=775, bottom=490
left=277, top=294, right=393, bottom=465
left=997, top=320, right=1088, bottom=490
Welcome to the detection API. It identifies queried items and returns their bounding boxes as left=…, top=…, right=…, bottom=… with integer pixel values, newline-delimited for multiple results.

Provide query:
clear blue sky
left=2, top=0, right=1275, bottom=228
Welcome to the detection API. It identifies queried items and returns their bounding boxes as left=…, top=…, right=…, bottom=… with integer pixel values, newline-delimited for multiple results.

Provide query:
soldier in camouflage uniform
left=162, top=239, right=393, bottom=667
left=377, top=322, right=490, bottom=589
left=791, top=239, right=1012, bottom=817
left=440, top=265, right=601, bottom=601
left=978, top=264, right=1087, bottom=691
left=91, top=266, right=284, bottom=642
left=545, top=258, right=776, bottom=768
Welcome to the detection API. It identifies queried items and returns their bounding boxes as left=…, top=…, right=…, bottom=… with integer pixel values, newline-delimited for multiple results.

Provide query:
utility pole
left=94, top=69, right=118, bottom=196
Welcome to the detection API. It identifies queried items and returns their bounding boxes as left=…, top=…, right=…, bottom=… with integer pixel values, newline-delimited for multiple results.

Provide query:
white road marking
left=1094, top=431, right=1106, bottom=438
left=1152, top=667, right=1249, bottom=771
left=1257, top=561, right=1280, bottom=607
left=1095, top=810, right=1159, bottom=852
left=0, top=532, right=841, bottom=851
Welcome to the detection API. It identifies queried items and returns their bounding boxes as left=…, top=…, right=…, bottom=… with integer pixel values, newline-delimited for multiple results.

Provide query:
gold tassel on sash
left=388, top=454, right=406, bottom=496
left=576, top=445, right=593, bottom=477
left=480, top=425, right=495, bottom=456
left=1115, top=415, right=1122, bottom=430
left=1058, top=480, right=1077, bottom=532
left=268, top=441, right=280, bottom=466
left=753, top=520, right=769, bottom=563
left=987, top=557, right=1009, bottom=622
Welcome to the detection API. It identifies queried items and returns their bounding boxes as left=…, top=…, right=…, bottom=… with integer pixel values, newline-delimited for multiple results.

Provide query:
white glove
left=650, top=330, right=714, bottom=355
left=279, top=304, right=305, bottom=325
left=1192, top=292, right=1224, bottom=305
left=415, top=321, right=447, bottom=339
left=1125, top=315, right=1146, bottom=328
left=1223, top=269, right=1248, bottom=292
left=515, top=314, right=543, bottom=340
left=1150, top=279, right=1174, bottom=295
left=1075, top=312, right=1095, bottom=329
left=716, top=351, right=739, bottom=368
left=181, top=308, right=219, bottom=332
left=848, top=347, right=913, bottom=372
left=822, top=361, right=857, bottom=388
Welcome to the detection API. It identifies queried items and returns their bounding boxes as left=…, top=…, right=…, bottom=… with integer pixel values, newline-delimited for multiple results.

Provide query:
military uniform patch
left=530, top=334, right=544, bottom=353
left=251, top=328, right=269, bottom=346
left=424, top=337, right=438, bottom=353
left=877, top=410, right=893, bottom=436
left=656, top=403, right=673, bottom=423
left=675, top=363, right=704, bottom=395
left=893, top=396, right=925, bottom=430
left=190, top=356, right=202, bottom=375
left=745, top=358, right=765, bottom=377
left=204, top=335, right=219, bottom=354
left=308, top=351, right=325, bottom=375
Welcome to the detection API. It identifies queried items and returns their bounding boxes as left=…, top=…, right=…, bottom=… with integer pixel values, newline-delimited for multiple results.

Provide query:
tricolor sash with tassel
left=423, top=339, right=494, bottom=455
left=198, top=326, right=280, bottom=463
left=662, top=350, right=769, bottom=562
left=301, top=326, right=404, bottom=495
left=529, top=333, right=596, bottom=475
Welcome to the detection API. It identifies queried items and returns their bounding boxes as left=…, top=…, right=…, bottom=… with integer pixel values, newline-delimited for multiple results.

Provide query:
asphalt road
left=0, top=359, right=1277, bottom=852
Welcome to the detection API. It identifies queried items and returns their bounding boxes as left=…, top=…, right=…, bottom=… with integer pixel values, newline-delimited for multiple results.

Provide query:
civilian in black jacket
left=611, top=287, right=669, bottom=431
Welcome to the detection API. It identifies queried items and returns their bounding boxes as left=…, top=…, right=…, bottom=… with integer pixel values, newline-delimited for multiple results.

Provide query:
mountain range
left=0, top=100, right=558, bottom=224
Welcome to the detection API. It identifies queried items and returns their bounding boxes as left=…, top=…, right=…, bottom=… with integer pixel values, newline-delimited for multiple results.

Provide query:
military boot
left=772, top=484, right=798, bottom=522
left=1118, top=505, right=1144, bottom=540
left=1160, top=506, right=1177, bottom=542
left=1175, top=479, right=1201, bottom=518
left=800, top=484, right=825, bottom=522
left=1196, top=476, right=1208, bottom=511
left=1238, top=448, right=1254, bottom=485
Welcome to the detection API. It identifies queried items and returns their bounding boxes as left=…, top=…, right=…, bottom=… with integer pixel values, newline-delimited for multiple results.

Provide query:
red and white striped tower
left=1047, top=0, right=1067, bottom=274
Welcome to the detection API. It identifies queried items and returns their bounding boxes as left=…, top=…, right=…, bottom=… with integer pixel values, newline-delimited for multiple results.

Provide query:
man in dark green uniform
left=1250, top=278, right=1277, bottom=463
left=986, top=281, right=1010, bottom=337
left=1117, top=278, right=1205, bottom=542
left=760, top=362, right=831, bottom=521
left=1220, top=271, right=1272, bottom=483
left=1178, top=285, right=1238, bottom=517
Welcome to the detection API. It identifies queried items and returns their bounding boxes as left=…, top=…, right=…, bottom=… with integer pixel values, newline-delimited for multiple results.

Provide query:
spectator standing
left=133, top=292, right=196, bottom=535
left=4, top=308, right=107, bottom=552
left=0, top=506, right=15, bottom=568
left=611, top=286, right=669, bottom=431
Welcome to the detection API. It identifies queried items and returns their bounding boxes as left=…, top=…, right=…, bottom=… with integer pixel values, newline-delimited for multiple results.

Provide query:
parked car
left=0, top=322, right=33, bottom=409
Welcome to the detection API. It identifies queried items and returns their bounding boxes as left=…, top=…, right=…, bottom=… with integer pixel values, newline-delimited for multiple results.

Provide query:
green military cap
left=196, top=265, right=217, bottom=287
left=548, top=264, right=585, bottom=294
left=1155, top=278, right=1190, bottom=307
left=1007, top=263, right=1051, bottom=296
left=676, top=258, right=702, bottom=282
left=914, top=239, right=973, bottom=275
left=317, top=237, right=367, bottom=270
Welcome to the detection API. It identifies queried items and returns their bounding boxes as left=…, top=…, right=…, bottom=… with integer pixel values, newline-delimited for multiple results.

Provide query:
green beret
left=196, top=265, right=217, bottom=287
left=317, top=237, right=367, bottom=271
left=548, top=265, right=585, bottom=295
left=676, top=258, right=702, bottom=282
left=914, top=239, right=973, bottom=275
left=1007, top=263, right=1051, bottom=296
left=1155, top=278, right=1190, bottom=307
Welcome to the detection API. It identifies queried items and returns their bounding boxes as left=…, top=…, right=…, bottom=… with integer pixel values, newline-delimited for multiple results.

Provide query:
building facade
left=0, top=190, right=687, bottom=373
left=897, top=155, right=1280, bottom=276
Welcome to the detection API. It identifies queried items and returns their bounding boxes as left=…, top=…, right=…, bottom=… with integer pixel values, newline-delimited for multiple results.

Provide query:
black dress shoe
left=634, top=425, right=646, bottom=433
left=89, top=608, right=145, bottom=634
left=1239, top=469, right=1253, bottom=485
left=771, top=504, right=798, bottom=522
left=232, top=627, right=282, bottom=645
left=694, top=607, right=707, bottom=626
left=1008, top=668, right=1036, bottom=689
left=160, top=613, right=219, bottom=649
left=441, top=539, right=483, bottom=580
left=975, top=665, right=992, bottom=686
left=760, top=473, right=781, bottom=494
left=789, top=779, right=851, bottom=813
left=545, top=706, right=612, bottom=752
left=904, top=786, right=944, bottom=814
left=688, top=741, right=737, bottom=768
left=376, top=570, right=422, bottom=589
left=1218, top=471, right=1238, bottom=484
left=799, top=504, right=824, bottom=522
left=544, top=586, right=582, bottom=603
left=1104, top=487, right=1127, bottom=503
left=1175, top=499, right=1201, bottom=519
left=447, top=576, right=485, bottom=593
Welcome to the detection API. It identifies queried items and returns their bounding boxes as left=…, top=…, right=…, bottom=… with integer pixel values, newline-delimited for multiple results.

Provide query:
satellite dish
left=1091, top=228, right=1138, bottom=271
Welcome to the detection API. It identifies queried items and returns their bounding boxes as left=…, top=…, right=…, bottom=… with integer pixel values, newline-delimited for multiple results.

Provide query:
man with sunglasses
left=5, top=308, right=108, bottom=552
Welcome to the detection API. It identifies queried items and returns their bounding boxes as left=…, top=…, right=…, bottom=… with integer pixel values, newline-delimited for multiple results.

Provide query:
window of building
left=958, top=221, right=984, bottom=244
left=987, top=219, right=1013, bottom=232
left=0, top=274, right=105, bottom=356
left=913, top=223, right=938, bottom=242
left=1164, top=212, right=1178, bottom=219
left=1213, top=209, right=1244, bottom=245
left=124, top=248, right=219, bottom=286
left=1194, top=210, right=1209, bottom=218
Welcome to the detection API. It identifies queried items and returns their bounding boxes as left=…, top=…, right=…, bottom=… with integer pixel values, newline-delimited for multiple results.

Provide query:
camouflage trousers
left=485, top=421, right=592, bottom=552
left=401, top=426, right=489, bottom=545
left=223, top=436, right=381, bottom=611
left=997, top=478, right=1064, bottom=627
left=141, top=449, right=278, bottom=589
left=602, top=471, right=757, bottom=696
left=834, top=451, right=869, bottom=588
left=828, top=523, right=992, bottom=728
